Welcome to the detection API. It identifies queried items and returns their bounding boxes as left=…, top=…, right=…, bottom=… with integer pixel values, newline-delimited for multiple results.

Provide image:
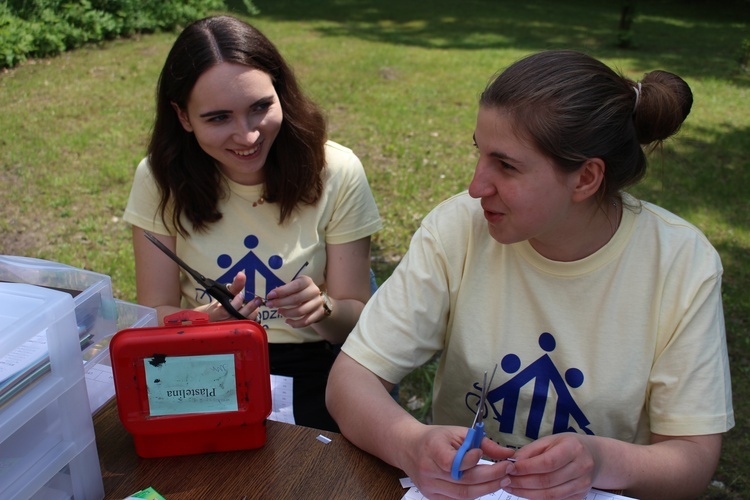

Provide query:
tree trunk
left=617, top=0, right=637, bottom=48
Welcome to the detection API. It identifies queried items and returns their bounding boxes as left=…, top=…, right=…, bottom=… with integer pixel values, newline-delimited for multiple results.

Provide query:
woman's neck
left=529, top=196, right=621, bottom=262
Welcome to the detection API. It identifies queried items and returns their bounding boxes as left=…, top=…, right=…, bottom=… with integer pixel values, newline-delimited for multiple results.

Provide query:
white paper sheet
left=85, top=362, right=116, bottom=413
left=402, top=484, right=635, bottom=500
left=400, top=461, right=637, bottom=500
left=269, top=374, right=295, bottom=424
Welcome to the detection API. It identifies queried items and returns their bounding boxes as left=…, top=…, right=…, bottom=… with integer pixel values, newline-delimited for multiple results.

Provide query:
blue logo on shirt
left=466, top=332, right=594, bottom=440
left=215, top=234, right=286, bottom=297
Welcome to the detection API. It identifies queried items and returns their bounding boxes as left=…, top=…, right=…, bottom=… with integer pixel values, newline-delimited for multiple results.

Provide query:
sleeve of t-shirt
left=122, top=157, right=172, bottom=236
left=341, top=212, right=452, bottom=384
left=323, top=143, right=383, bottom=245
left=648, top=240, right=734, bottom=436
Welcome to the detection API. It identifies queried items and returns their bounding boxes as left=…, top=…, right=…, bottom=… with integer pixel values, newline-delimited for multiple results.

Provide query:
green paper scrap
left=125, top=486, right=166, bottom=499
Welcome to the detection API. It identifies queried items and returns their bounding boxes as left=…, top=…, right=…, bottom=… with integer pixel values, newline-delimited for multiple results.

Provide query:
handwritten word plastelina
left=166, top=388, right=217, bottom=398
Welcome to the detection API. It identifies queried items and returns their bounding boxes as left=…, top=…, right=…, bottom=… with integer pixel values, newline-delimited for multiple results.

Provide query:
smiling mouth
left=232, top=144, right=260, bottom=156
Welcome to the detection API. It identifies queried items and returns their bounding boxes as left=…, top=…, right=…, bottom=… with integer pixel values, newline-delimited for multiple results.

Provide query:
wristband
left=320, top=291, right=333, bottom=317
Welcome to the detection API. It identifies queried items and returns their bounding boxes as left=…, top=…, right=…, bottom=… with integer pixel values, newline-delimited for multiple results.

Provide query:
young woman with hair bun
left=327, top=50, right=733, bottom=499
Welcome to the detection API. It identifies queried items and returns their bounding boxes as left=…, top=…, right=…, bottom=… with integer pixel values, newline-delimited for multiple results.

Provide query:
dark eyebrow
left=199, top=110, right=231, bottom=118
left=472, top=133, right=521, bottom=164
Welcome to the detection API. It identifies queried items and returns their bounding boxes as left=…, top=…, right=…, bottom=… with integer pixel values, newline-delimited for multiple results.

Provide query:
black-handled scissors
left=143, top=231, right=246, bottom=320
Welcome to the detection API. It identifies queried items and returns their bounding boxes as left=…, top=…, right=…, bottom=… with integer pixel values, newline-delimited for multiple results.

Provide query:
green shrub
left=0, top=0, right=255, bottom=69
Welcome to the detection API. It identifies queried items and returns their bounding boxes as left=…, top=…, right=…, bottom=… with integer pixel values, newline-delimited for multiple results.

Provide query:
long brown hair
left=148, top=15, right=327, bottom=235
left=480, top=50, right=692, bottom=203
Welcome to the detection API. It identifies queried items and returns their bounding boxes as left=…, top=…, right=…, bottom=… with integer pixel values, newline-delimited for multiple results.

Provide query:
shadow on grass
left=635, top=124, right=750, bottom=228
left=232, top=0, right=750, bottom=83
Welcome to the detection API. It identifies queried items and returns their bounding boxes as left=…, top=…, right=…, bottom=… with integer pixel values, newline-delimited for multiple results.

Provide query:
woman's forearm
left=152, top=304, right=183, bottom=325
left=311, top=297, right=365, bottom=344
left=326, top=352, right=421, bottom=469
left=591, top=433, right=721, bottom=499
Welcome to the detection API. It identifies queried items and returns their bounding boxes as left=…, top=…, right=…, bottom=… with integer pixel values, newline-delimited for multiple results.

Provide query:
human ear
left=571, top=158, right=605, bottom=203
left=171, top=102, right=193, bottom=132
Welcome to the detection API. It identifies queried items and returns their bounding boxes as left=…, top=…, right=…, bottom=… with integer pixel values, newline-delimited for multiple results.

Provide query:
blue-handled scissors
left=451, top=364, right=498, bottom=480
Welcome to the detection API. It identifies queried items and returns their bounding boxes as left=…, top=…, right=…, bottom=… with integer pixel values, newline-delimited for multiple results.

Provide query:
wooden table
left=94, top=400, right=406, bottom=499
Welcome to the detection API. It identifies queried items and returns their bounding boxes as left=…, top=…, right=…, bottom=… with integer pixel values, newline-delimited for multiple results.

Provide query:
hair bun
left=633, top=70, right=693, bottom=145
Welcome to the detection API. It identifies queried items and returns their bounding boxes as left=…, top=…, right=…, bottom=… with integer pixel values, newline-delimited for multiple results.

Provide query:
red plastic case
left=109, top=311, right=271, bottom=458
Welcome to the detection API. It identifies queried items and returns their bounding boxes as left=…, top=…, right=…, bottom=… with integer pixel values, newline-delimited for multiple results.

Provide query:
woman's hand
left=196, top=271, right=263, bottom=322
left=263, top=238, right=371, bottom=343
left=398, top=425, right=516, bottom=500
left=265, top=274, right=326, bottom=327
left=504, top=432, right=723, bottom=499
left=501, top=433, right=599, bottom=500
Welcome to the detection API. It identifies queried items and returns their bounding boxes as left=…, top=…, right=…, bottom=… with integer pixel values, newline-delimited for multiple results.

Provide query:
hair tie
left=632, top=82, right=642, bottom=114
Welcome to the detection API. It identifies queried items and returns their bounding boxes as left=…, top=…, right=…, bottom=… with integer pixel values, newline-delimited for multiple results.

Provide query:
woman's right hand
left=196, top=271, right=263, bottom=322
left=328, top=353, right=512, bottom=499
left=398, top=424, right=515, bottom=500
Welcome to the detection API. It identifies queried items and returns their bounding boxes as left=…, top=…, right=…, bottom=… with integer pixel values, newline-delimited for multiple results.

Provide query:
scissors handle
left=450, top=422, right=486, bottom=480
left=204, top=283, right=246, bottom=320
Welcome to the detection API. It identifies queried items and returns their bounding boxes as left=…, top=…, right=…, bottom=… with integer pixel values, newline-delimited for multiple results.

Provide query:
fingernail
left=501, top=477, right=511, bottom=488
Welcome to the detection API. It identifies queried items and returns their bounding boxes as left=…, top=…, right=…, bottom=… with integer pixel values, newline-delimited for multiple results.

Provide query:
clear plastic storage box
left=84, top=299, right=158, bottom=413
left=0, top=255, right=158, bottom=412
left=0, top=256, right=158, bottom=498
left=0, top=255, right=118, bottom=358
left=0, top=283, right=104, bottom=499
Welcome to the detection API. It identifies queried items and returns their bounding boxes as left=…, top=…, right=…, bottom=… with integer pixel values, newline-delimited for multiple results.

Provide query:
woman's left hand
left=503, top=433, right=599, bottom=500
left=265, top=275, right=329, bottom=327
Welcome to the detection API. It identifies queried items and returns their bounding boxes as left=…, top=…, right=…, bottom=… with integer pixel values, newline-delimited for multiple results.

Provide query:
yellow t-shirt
left=343, top=192, right=734, bottom=447
left=124, top=141, right=382, bottom=343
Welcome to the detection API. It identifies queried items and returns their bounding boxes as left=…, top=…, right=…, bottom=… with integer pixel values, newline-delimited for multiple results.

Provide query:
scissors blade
left=143, top=231, right=210, bottom=287
left=142, top=232, right=245, bottom=319
left=475, top=364, right=498, bottom=427
left=471, top=371, right=488, bottom=428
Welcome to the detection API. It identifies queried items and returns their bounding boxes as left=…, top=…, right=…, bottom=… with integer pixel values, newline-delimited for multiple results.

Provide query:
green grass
left=1, top=0, right=748, bottom=496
